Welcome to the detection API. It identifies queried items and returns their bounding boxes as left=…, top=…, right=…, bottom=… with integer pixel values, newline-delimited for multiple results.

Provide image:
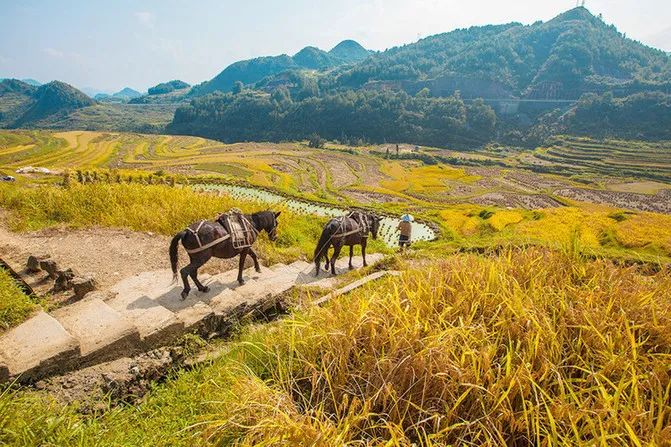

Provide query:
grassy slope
left=2, top=248, right=670, bottom=445
left=0, top=268, right=34, bottom=331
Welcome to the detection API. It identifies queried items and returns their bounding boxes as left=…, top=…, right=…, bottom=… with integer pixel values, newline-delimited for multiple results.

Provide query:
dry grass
left=1, top=249, right=670, bottom=445
left=202, top=248, right=671, bottom=445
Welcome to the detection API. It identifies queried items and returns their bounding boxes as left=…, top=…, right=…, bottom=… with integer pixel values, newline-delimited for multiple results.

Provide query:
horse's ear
left=376, top=216, right=383, bottom=222
left=275, top=211, right=281, bottom=218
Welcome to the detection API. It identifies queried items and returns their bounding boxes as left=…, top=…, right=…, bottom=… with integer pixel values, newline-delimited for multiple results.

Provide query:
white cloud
left=43, top=47, right=64, bottom=58
left=134, top=11, right=155, bottom=28
left=645, top=26, right=671, bottom=51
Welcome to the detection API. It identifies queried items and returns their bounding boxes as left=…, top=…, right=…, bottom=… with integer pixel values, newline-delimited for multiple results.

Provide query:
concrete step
left=230, top=267, right=285, bottom=302
left=208, top=288, right=246, bottom=317
left=52, top=297, right=141, bottom=364
left=269, top=263, right=289, bottom=272
left=107, top=271, right=184, bottom=347
left=0, top=311, right=80, bottom=381
left=284, top=260, right=312, bottom=273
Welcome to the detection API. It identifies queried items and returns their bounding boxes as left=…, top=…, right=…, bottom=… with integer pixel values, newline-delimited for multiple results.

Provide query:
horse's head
left=367, top=213, right=383, bottom=240
left=256, top=210, right=281, bottom=241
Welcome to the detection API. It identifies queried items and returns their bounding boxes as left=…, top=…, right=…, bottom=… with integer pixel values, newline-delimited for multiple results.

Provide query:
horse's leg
left=248, top=247, right=262, bottom=273
left=330, top=243, right=343, bottom=275
left=324, top=244, right=331, bottom=271
left=237, top=248, right=249, bottom=285
left=362, top=238, right=368, bottom=267
left=180, top=262, right=192, bottom=300
left=189, top=254, right=210, bottom=294
left=349, top=245, right=354, bottom=269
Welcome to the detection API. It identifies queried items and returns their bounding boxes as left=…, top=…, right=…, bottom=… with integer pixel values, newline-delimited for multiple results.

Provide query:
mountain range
left=190, top=40, right=371, bottom=95
left=1, top=7, right=669, bottom=144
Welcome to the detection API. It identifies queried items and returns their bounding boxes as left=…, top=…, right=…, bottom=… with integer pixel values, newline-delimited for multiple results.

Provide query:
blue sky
left=1, top=0, right=670, bottom=93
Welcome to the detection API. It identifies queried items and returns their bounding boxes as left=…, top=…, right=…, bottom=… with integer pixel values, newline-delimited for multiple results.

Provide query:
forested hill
left=0, top=79, right=95, bottom=128
left=331, top=7, right=671, bottom=100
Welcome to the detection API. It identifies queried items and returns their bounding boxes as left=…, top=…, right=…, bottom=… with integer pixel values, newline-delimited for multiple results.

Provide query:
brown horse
left=169, top=210, right=280, bottom=299
left=313, top=211, right=381, bottom=276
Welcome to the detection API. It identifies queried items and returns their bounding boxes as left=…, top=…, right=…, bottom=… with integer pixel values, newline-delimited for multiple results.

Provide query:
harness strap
left=187, top=220, right=207, bottom=248
left=331, top=215, right=367, bottom=238
left=332, top=228, right=362, bottom=238
left=185, top=234, right=231, bottom=254
left=185, top=220, right=232, bottom=254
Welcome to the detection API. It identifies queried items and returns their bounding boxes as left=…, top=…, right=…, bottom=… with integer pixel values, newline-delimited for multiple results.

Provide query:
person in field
left=398, top=214, right=413, bottom=251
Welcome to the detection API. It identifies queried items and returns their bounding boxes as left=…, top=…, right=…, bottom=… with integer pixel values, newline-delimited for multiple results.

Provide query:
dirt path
left=0, top=224, right=237, bottom=289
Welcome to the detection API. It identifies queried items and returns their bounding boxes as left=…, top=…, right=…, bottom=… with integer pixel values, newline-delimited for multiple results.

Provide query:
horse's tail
left=314, top=224, right=334, bottom=267
left=170, top=231, right=186, bottom=282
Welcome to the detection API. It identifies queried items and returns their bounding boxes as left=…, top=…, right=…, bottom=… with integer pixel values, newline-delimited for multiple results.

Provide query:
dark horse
left=313, top=211, right=381, bottom=276
left=169, top=211, right=281, bottom=299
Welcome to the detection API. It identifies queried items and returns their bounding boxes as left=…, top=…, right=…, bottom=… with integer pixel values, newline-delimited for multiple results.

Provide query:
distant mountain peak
left=148, top=80, right=190, bottom=95
left=113, top=87, right=142, bottom=99
left=293, top=46, right=334, bottom=69
left=550, top=6, right=600, bottom=25
left=329, top=40, right=370, bottom=62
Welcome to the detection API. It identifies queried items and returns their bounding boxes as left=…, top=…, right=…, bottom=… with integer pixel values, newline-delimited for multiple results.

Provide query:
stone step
left=107, top=271, right=185, bottom=347
left=284, top=260, right=312, bottom=273
left=229, top=267, right=286, bottom=302
left=269, top=262, right=289, bottom=272
left=0, top=311, right=80, bottom=381
left=52, top=297, right=141, bottom=365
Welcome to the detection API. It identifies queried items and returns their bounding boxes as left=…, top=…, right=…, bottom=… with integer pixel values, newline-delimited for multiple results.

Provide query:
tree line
left=169, top=88, right=497, bottom=148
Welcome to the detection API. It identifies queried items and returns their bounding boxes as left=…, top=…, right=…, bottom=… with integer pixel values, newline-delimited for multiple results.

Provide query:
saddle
left=217, top=208, right=256, bottom=249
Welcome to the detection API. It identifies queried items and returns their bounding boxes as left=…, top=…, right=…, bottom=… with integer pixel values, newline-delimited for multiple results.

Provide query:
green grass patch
left=0, top=267, right=35, bottom=331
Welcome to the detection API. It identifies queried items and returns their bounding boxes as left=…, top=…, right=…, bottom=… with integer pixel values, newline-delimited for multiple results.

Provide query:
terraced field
left=0, top=131, right=576, bottom=208
left=523, top=136, right=671, bottom=183
left=1, top=131, right=670, bottom=216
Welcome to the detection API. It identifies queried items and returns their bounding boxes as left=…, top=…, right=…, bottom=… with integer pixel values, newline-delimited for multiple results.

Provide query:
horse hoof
left=238, top=279, right=245, bottom=286
left=181, top=291, right=189, bottom=300
left=348, top=265, right=354, bottom=270
left=200, top=286, right=210, bottom=294
left=255, top=268, right=262, bottom=274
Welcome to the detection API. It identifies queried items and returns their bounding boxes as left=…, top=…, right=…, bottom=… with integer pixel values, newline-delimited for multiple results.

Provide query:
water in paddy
left=196, top=184, right=435, bottom=247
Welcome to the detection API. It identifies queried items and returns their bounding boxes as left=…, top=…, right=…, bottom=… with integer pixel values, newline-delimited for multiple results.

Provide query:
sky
left=1, top=0, right=670, bottom=93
